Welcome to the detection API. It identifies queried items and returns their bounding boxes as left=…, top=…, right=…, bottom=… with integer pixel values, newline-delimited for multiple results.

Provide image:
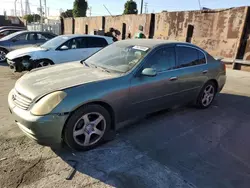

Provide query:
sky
left=1, top=0, right=250, bottom=17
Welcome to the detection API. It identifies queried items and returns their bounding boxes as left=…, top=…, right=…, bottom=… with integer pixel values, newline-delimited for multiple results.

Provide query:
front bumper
left=8, top=91, right=69, bottom=146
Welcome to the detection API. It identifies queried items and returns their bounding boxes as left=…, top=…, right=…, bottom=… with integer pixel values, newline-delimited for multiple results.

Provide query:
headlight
left=31, top=91, right=67, bottom=116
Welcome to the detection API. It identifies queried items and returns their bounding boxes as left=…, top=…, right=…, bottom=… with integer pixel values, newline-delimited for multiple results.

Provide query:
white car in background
left=6, top=34, right=113, bottom=72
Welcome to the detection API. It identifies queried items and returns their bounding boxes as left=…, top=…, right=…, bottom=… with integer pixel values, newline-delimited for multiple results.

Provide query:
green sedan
left=8, top=39, right=226, bottom=150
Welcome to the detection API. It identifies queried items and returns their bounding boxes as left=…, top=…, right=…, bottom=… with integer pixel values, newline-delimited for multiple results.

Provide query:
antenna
left=103, top=5, right=113, bottom=17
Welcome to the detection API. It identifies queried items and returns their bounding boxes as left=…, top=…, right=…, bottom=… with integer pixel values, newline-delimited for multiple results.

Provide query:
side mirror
left=60, top=45, right=69, bottom=50
left=141, top=68, right=157, bottom=77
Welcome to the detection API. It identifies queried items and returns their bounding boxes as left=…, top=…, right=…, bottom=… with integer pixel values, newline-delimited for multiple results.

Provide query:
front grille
left=12, top=90, right=32, bottom=110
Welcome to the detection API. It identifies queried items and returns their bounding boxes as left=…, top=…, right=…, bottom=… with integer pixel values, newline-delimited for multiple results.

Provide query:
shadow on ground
left=53, top=93, right=250, bottom=188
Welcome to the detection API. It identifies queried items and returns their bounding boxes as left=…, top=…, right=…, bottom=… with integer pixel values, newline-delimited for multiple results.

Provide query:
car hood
left=15, top=62, right=117, bottom=100
left=6, top=46, right=47, bottom=60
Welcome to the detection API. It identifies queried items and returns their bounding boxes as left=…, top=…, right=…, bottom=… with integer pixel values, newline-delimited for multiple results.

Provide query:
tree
left=73, top=0, right=88, bottom=17
left=60, top=9, right=73, bottom=18
left=23, top=14, right=41, bottom=23
left=123, top=0, right=138, bottom=15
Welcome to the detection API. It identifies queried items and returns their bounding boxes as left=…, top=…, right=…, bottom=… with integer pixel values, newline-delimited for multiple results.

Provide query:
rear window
left=87, top=37, right=108, bottom=48
left=177, top=46, right=206, bottom=68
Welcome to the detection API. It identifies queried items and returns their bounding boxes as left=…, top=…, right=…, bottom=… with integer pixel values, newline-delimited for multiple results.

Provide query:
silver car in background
left=0, top=31, right=56, bottom=62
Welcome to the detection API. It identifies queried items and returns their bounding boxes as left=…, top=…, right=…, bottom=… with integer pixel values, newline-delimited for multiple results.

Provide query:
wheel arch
left=62, top=101, right=116, bottom=138
left=0, top=46, right=8, bottom=52
left=37, top=58, right=55, bottom=65
left=207, top=79, right=218, bottom=92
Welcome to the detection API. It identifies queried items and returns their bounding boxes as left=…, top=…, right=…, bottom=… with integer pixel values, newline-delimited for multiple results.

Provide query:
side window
left=146, top=47, right=176, bottom=72
left=40, top=33, right=55, bottom=40
left=87, top=37, right=108, bottom=48
left=14, top=33, right=28, bottom=41
left=198, top=51, right=206, bottom=64
left=177, top=47, right=204, bottom=68
left=28, top=33, right=38, bottom=40
left=70, top=38, right=87, bottom=49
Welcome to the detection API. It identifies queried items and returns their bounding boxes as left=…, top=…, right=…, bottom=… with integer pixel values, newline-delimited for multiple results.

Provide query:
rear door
left=86, top=37, right=109, bottom=57
left=36, top=33, right=56, bottom=45
left=174, top=45, right=208, bottom=104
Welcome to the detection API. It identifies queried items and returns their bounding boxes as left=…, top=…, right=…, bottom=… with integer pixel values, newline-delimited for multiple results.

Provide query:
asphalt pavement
left=0, top=64, right=250, bottom=188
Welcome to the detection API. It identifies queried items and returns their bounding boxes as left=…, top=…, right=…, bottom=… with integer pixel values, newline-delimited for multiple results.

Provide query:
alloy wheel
left=73, top=112, right=106, bottom=147
left=37, top=61, right=50, bottom=67
left=201, top=85, right=215, bottom=107
left=0, top=50, right=6, bottom=61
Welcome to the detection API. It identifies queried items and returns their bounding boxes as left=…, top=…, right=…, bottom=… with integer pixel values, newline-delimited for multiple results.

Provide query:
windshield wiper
left=95, top=65, right=110, bottom=73
left=81, top=61, right=90, bottom=67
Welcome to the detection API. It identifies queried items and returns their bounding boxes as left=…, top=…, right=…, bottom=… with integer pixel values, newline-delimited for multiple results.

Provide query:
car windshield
left=0, top=31, right=24, bottom=41
left=41, top=36, right=69, bottom=49
left=85, top=43, right=150, bottom=73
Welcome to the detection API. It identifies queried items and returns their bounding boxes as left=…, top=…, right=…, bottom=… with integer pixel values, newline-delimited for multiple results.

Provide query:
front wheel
left=63, top=104, right=111, bottom=151
left=196, top=81, right=216, bottom=109
left=0, top=48, right=8, bottom=63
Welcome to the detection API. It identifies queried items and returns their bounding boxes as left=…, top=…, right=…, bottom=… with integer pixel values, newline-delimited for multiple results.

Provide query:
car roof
left=61, top=34, right=112, bottom=40
left=0, top=28, right=24, bottom=32
left=0, top=26, right=25, bottom=30
left=115, top=39, right=202, bottom=49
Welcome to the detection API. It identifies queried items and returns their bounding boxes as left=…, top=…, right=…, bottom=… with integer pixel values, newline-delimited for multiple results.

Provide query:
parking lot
left=0, top=63, right=250, bottom=188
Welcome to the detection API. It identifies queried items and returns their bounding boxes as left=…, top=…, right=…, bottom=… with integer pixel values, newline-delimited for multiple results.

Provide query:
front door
left=128, top=46, right=180, bottom=117
left=56, top=37, right=90, bottom=64
left=10, top=32, right=35, bottom=50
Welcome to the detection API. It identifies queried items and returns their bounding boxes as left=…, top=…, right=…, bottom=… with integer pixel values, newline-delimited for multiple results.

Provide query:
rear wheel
left=0, top=48, right=8, bottom=63
left=63, top=104, right=111, bottom=151
left=196, top=81, right=216, bottom=109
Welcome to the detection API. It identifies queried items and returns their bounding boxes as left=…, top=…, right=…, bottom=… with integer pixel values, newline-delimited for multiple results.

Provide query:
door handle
left=202, top=70, right=208, bottom=74
left=169, top=77, right=178, bottom=81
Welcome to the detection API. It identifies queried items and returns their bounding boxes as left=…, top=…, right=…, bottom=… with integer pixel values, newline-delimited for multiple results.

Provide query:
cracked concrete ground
left=1, top=63, right=250, bottom=188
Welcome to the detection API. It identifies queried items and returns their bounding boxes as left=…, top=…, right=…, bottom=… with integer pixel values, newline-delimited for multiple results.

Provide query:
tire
left=0, top=48, right=8, bottom=63
left=196, top=81, right=216, bottom=109
left=63, top=104, right=111, bottom=151
left=36, top=59, right=53, bottom=68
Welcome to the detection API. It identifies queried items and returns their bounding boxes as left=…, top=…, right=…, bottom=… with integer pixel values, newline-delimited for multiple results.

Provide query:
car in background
left=8, top=39, right=226, bottom=150
left=0, top=26, right=26, bottom=31
left=0, top=28, right=25, bottom=39
left=0, top=31, right=57, bottom=62
left=6, top=34, right=113, bottom=72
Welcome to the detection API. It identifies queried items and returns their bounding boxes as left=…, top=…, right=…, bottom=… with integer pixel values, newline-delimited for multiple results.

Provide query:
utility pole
left=144, top=2, right=148, bottom=14
left=198, top=0, right=202, bottom=10
left=140, top=0, right=144, bottom=14
left=14, top=0, right=18, bottom=16
left=44, top=0, right=47, bottom=18
left=39, top=0, right=43, bottom=23
left=89, top=6, right=92, bottom=17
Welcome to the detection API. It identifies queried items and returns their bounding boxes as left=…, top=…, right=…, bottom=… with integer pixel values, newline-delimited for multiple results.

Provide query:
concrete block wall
left=63, top=18, right=74, bottom=34
left=104, top=14, right=152, bottom=40
left=62, top=6, right=250, bottom=60
left=154, top=7, right=248, bottom=59
left=74, top=16, right=104, bottom=34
